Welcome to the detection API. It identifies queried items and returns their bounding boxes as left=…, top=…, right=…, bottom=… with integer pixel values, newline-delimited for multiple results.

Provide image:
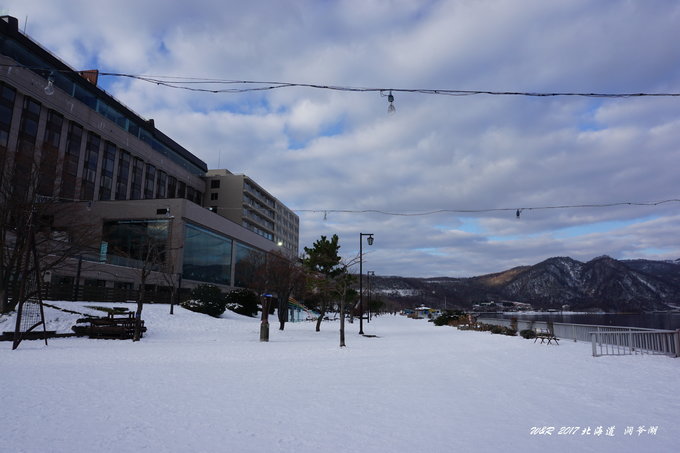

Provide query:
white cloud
left=6, top=0, right=680, bottom=276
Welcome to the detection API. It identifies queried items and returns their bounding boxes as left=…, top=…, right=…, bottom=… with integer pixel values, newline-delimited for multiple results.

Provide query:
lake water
left=480, top=312, right=680, bottom=330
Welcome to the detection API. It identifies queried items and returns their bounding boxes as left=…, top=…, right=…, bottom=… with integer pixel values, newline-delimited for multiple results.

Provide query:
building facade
left=204, top=169, right=300, bottom=258
left=0, top=15, right=294, bottom=299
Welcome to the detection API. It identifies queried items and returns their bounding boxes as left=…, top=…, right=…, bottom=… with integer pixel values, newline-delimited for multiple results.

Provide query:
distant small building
left=414, top=305, right=441, bottom=319
left=513, top=302, right=533, bottom=311
left=473, top=301, right=533, bottom=312
left=472, top=301, right=498, bottom=312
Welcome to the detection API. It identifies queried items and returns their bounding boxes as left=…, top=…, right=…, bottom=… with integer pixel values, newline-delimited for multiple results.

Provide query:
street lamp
left=359, top=233, right=374, bottom=335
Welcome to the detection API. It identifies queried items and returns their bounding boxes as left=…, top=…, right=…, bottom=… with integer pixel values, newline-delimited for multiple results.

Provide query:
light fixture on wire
left=387, top=90, right=396, bottom=114
left=44, top=72, right=55, bottom=96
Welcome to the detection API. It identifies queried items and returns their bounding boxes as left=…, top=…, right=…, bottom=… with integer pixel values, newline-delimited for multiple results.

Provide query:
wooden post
left=260, top=294, right=271, bottom=342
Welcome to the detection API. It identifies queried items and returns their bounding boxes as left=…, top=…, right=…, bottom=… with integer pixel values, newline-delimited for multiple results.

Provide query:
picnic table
left=534, top=328, right=559, bottom=345
left=72, top=312, right=146, bottom=339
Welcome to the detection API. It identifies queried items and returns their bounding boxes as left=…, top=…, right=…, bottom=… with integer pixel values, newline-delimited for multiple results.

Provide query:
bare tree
left=0, top=157, right=98, bottom=314
left=234, top=248, right=305, bottom=331
left=103, top=219, right=175, bottom=341
left=333, top=260, right=358, bottom=348
left=266, top=250, right=306, bottom=330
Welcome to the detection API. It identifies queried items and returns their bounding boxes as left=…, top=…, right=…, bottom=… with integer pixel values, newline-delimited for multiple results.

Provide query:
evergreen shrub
left=225, top=288, right=259, bottom=317
left=432, top=311, right=467, bottom=326
left=181, top=284, right=227, bottom=317
left=520, top=329, right=536, bottom=339
left=490, top=325, right=504, bottom=334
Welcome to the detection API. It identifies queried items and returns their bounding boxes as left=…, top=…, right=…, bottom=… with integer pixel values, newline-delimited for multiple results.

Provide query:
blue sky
left=6, top=0, right=680, bottom=277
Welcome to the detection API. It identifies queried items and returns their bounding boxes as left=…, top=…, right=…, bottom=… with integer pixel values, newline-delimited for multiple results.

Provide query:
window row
left=0, top=81, right=204, bottom=204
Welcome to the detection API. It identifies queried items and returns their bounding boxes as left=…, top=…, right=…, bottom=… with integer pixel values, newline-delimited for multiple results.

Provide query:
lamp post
left=359, top=233, right=374, bottom=335
left=367, top=271, right=375, bottom=322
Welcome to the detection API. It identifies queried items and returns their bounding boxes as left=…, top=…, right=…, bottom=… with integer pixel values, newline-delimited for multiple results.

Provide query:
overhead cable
left=3, top=64, right=680, bottom=98
left=292, top=198, right=680, bottom=217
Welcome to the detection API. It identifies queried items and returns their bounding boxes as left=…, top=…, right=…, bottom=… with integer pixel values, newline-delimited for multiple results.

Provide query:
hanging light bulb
left=44, top=72, right=55, bottom=96
left=387, top=90, right=396, bottom=114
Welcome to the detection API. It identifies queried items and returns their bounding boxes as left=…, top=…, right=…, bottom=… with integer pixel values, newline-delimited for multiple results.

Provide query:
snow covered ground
left=2, top=302, right=679, bottom=453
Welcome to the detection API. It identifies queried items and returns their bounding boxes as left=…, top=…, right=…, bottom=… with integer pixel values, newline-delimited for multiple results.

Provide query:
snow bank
left=2, top=302, right=679, bottom=453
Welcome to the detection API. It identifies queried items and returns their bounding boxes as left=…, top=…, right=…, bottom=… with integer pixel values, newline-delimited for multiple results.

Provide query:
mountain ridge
left=368, top=256, right=680, bottom=311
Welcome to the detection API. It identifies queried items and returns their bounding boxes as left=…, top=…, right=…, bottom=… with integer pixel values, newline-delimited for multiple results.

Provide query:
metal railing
left=590, top=330, right=679, bottom=357
left=477, top=317, right=680, bottom=358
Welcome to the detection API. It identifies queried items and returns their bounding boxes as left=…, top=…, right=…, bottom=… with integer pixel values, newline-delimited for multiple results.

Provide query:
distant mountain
left=368, top=256, right=680, bottom=312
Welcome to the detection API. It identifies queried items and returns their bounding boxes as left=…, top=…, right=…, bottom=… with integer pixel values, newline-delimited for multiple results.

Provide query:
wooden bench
left=534, top=328, right=559, bottom=345
left=72, top=313, right=146, bottom=339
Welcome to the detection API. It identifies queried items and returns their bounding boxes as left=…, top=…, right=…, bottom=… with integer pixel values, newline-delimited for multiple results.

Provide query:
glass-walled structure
left=233, top=243, right=265, bottom=288
left=0, top=16, right=288, bottom=297
left=182, top=223, right=232, bottom=285
left=102, top=219, right=170, bottom=270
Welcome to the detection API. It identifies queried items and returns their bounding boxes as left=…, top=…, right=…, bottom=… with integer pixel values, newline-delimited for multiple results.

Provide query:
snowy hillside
left=368, top=256, right=680, bottom=310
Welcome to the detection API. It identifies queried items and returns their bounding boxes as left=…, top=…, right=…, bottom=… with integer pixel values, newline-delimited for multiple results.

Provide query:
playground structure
left=288, top=298, right=319, bottom=322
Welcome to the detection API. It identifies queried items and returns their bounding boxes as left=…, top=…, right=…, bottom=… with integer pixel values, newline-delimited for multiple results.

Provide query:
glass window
left=38, top=110, right=63, bottom=196
left=98, top=142, right=116, bottom=200
left=156, top=170, right=167, bottom=199
left=167, top=175, right=177, bottom=198
left=102, top=219, right=169, bottom=269
left=14, top=96, right=42, bottom=194
left=43, top=110, right=63, bottom=148
left=60, top=122, right=83, bottom=199
left=234, top=243, right=265, bottom=288
left=73, top=83, right=97, bottom=109
left=210, top=179, right=220, bottom=189
left=115, top=150, right=131, bottom=200
left=144, top=164, right=156, bottom=199
left=18, top=97, right=40, bottom=142
left=80, top=132, right=100, bottom=200
left=182, top=223, right=232, bottom=285
left=130, top=157, right=144, bottom=200
left=0, top=83, right=16, bottom=149
left=96, top=99, right=127, bottom=129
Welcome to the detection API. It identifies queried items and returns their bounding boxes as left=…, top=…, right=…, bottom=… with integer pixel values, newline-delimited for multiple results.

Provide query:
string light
left=6, top=63, right=678, bottom=222
left=4, top=64, right=680, bottom=99
left=97, top=73, right=680, bottom=99
left=43, top=71, right=54, bottom=96
left=292, top=198, right=680, bottom=218
left=386, top=90, right=396, bottom=114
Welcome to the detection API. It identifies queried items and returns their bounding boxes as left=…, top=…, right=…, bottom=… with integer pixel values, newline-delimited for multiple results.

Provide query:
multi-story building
left=204, top=169, right=299, bottom=258
left=0, top=15, right=294, bottom=300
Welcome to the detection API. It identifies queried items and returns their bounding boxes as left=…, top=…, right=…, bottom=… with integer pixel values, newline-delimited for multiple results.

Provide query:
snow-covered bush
left=432, top=311, right=466, bottom=326
left=181, top=284, right=227, bottom=317
left=520, top=329, right=536, bottom=339
left=225, top=289, right=259, bottom=317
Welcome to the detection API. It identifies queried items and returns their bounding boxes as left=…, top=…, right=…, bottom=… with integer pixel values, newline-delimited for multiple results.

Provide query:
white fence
left=477, top=317, right=680, bottom=358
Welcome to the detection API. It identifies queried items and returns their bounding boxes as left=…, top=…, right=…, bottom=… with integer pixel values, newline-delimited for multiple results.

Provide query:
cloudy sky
left=5, top=0, right=680, bottom=277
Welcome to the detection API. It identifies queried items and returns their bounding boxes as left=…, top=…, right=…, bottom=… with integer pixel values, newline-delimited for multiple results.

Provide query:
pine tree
left=302, top=234, right=343, bottom=332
